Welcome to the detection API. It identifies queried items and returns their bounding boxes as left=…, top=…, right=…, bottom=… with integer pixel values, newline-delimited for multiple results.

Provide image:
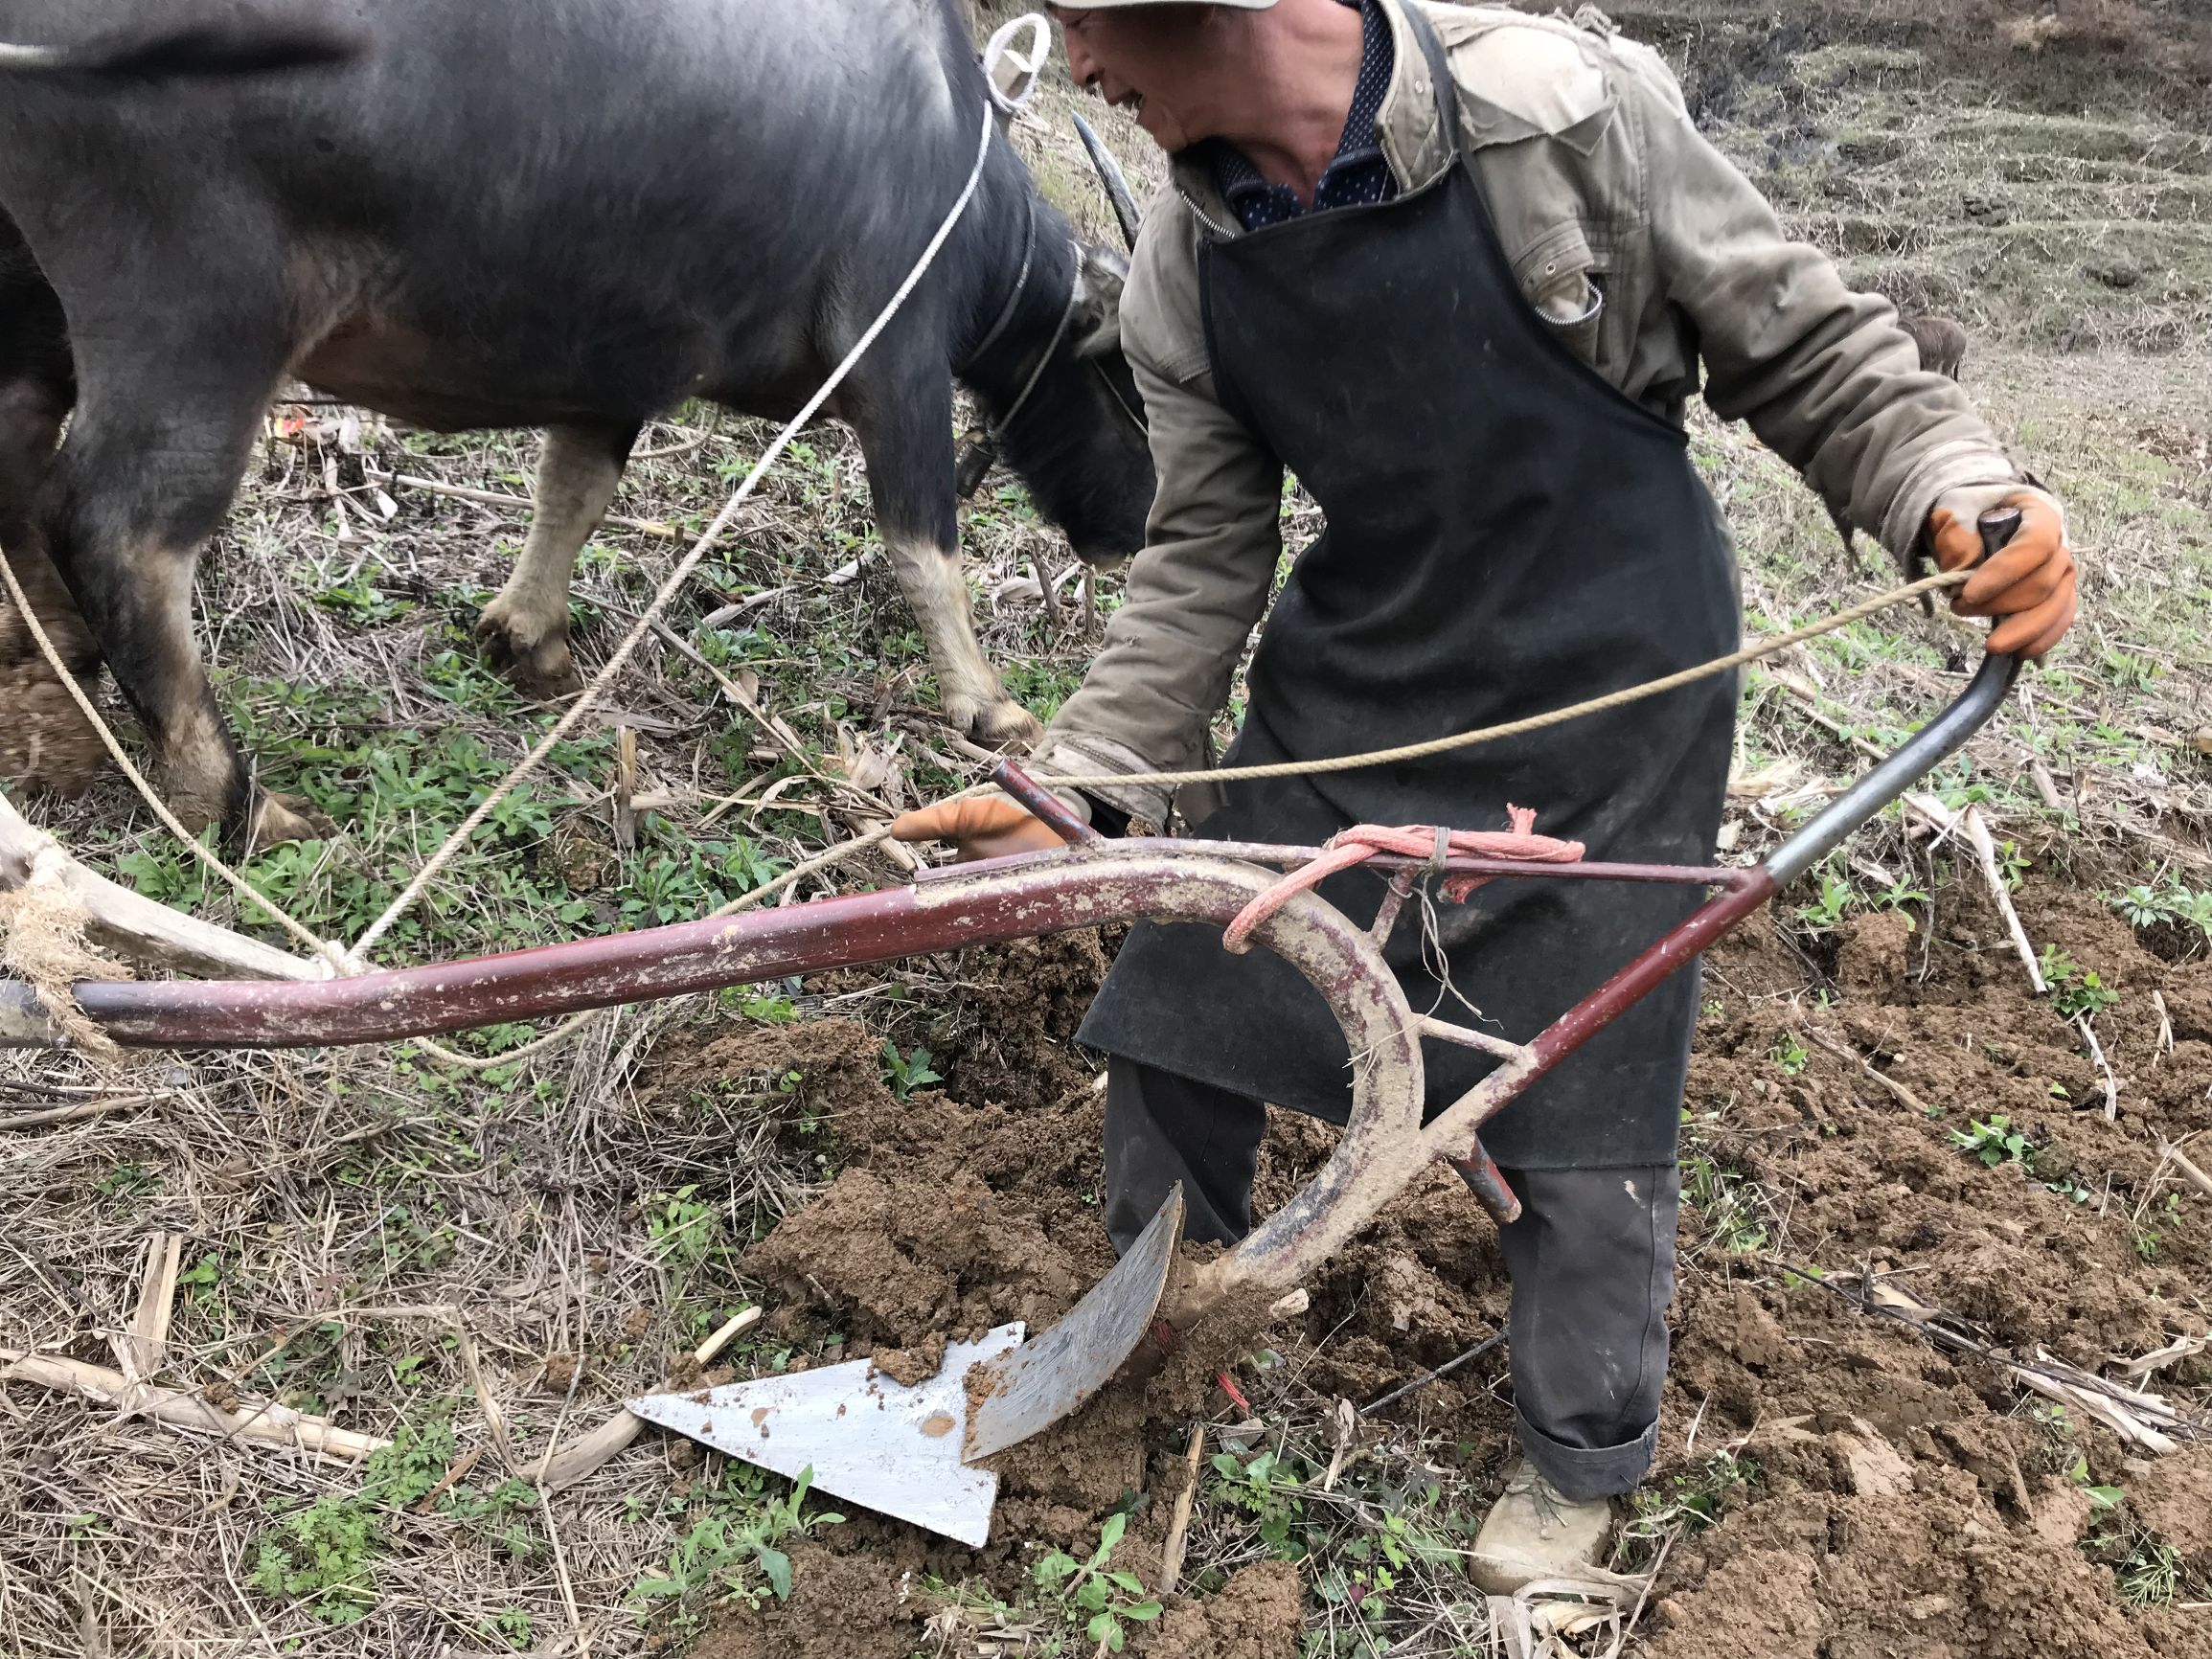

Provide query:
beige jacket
left=1038, top=0, right=2021, bottom=828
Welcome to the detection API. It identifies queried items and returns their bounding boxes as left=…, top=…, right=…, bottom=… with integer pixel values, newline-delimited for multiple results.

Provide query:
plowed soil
left=688, top=860, right=2212, bottom=1655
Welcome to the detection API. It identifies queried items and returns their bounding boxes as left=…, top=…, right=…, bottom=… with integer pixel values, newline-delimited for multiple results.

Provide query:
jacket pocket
left=1516, top=221, right=1608, bottom=367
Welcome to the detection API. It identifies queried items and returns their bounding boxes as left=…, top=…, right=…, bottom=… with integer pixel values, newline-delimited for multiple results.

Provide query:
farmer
left=896, top=0, right=2077, bottom=1590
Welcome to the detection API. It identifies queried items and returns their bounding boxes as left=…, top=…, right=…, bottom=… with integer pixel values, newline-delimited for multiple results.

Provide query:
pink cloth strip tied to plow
left=1220, top=808, right=1586, bottom=954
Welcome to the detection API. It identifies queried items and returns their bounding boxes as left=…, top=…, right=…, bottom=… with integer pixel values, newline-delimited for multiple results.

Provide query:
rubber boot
left=1468, top=1462, right=1615, bottom=1594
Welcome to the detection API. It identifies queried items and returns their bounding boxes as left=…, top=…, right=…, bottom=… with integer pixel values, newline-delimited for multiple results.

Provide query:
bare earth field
left=2, top=5, right=2208, bottom=1656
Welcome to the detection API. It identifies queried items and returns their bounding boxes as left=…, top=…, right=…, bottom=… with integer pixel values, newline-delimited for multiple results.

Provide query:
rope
left=1220, top=810, right=1584, bottom=954
left=349, top=96, right=1003, bottom=960
left=0, top=543, right=352, bottom=974
left=1035, top=567, right=1973, bottom=793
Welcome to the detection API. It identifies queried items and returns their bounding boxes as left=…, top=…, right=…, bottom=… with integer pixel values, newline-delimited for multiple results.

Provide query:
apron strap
left=1399, top=4, right=1464, bottom=168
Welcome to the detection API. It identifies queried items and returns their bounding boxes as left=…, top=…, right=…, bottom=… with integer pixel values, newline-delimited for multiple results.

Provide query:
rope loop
left=1221, top=811, right=1585, bottom=955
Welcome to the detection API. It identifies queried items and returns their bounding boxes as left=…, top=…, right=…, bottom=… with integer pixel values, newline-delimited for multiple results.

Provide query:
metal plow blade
left=630, top=1187, right=1184, bottom=1545
left=966, top=1184, right=1184, bottom=1462
left=630, top=1325, right=1024, bottom=1547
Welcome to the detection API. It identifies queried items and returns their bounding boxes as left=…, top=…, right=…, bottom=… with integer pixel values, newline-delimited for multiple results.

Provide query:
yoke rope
left=1034, top=567, right=1973, bottom=793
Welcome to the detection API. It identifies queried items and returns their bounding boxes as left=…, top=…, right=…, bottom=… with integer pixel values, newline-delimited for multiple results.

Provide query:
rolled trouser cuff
left=1515, top=1406, right=1657, bottom=1503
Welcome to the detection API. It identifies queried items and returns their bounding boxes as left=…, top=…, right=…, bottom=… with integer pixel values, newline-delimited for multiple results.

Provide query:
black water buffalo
left=0, top=0, right=1153, bottom=846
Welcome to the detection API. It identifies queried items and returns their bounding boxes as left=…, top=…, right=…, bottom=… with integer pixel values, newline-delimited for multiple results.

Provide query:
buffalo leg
left=0, top=376, right=85, bottom=672
left=39, top=303, right=302, bottom=846
left=476, top=421, right=639, bottom=697
left=0, top=237, right=87, bottom=676
left=848, top=366, right=1039, bottom=748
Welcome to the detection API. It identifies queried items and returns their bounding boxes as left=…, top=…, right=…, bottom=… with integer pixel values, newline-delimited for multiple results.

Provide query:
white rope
left=350, top=96, right=1003, bottom=959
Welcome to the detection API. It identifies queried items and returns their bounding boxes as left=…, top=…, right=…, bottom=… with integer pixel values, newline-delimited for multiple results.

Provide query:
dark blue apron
left=1079, top=9, right=1739, bottom=1169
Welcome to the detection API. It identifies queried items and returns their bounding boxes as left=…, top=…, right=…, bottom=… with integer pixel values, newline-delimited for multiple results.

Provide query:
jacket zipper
left=1176, top=183, right=1238, bottom=243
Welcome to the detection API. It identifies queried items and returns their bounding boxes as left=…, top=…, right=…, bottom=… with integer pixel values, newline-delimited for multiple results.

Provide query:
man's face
left=1050, top=6, right=1219, bottom=153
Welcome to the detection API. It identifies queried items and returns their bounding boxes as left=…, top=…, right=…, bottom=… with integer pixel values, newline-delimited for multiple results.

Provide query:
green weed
left=2109, top=880, right=2212, bottom=943
left=1952, top=1114, right=2031, bottom=1168
left=1683, top=1154, right=1770, bottom=1255
left=1636, top=1451, right=1763, bottom=1534
left=1872, top=875, right=1929, bottom=916
left=248, top=1419, right=479, bottom=1625
left=95, top=1162, right=160, bottom=1201
left=646, top=1185, right=725, bottom=1274
left=879, top=1041, right=943, bottom=1099
left=1033, top=1511, right=1163, bottom=1653
left=252, top=1497, right=382, bottom=1625
left=2040, top=947, right=2118, bottom=1018
left=1794, top=872, right=1855, bottom=932
left=1209, top=1446, right=1308, bottom=1558
left=631, top=1466, right=844, bottom=1621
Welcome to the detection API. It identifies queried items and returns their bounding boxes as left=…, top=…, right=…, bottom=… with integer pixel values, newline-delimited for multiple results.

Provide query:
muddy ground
left=673, top=846, right=2211, bottom=1657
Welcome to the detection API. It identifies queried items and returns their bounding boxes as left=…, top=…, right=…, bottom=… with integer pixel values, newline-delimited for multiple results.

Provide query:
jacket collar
left=1169, top=0, right=1613, bottom=238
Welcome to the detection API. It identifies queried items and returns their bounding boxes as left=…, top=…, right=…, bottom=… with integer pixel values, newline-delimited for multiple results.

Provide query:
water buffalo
left=0, top=0, right=1153, bottom=846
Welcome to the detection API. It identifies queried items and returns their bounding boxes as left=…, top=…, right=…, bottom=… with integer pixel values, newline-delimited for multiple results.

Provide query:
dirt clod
left=688, top=1545, right=924, bottom=1659
left=1138, top=1561, right=1305, bottom=1659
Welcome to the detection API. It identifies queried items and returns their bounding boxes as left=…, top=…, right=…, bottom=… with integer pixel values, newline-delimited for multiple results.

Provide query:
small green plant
left=2066, top=1454, right=2125, bottom=1513
left=1032, top=1511, right=1163, bottom=1653
left=1869, top=872, right=1929, bottom=914
left=488, top=1607, right=534, bottom=1649
left=2115, top=1538, right=2184, bottom=1604
left=2084, top=1493, right=2190, bottom=1607
left=1952, top=1114, right=2031, bottom=1168
left=2040, top=947, right=2117, bottom=1018
left=310, top=577, right=416, bottom=626
left=95, top=1161, right=160, bottom=1200
left=1210, top=1446, right=1309, bottom=1557
left=2101, top=648, right=2160, bottom=692
left=632, top=1466, right=845, bottom=1617
left=251, top=1497, right=382, bottom=1625
left=1769, top=1034, right=1809, bottom=1077
left=2109, top=881, right=2212, bottom=944
left=2132, top=1192, right=2182, bottom=1261
left=646, top=1186, right=724, bottom=1273
left=1794, top=872, right=1855, bottom=932
left=1997, top=839, right=2031, bottom=891
left=728, top=989, right=800, bottom=1023
left=879, top=1041, right=943, bottom=1099
left=2114, top=884, right=2171, bottom=929
left=1636, top=1451, right=1762, bottom=1533
left=178, top=1252, right=222, bottom=1306
left=1683, top=1154, right=1769, bottom=1255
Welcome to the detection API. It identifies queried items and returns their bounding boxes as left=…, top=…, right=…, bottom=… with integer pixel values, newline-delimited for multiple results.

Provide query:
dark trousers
left=1104, top=1057, right=1677, bottom=1502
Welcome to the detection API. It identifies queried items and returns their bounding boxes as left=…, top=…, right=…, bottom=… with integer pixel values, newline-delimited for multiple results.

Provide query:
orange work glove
left=1926, top=486, right=2078, bottom=660
left=890, top=795, right=1066, bottom=862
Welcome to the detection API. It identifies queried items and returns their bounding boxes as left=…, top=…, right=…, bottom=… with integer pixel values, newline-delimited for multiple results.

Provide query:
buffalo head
left=986, top=235, right=1152, bottom=563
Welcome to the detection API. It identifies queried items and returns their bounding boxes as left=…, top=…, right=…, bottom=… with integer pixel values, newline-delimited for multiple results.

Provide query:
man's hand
left=891, top=796, right=1065, bottom=862
left=1927, top=485, right=2078, bottom=659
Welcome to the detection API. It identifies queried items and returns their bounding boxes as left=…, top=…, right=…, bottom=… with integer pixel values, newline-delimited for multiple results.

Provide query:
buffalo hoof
left=475, top=600, right=582, bottom=700
left=246, top=789, right=330, bottom=852
left=965, top=698, right=1043, bottom=754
